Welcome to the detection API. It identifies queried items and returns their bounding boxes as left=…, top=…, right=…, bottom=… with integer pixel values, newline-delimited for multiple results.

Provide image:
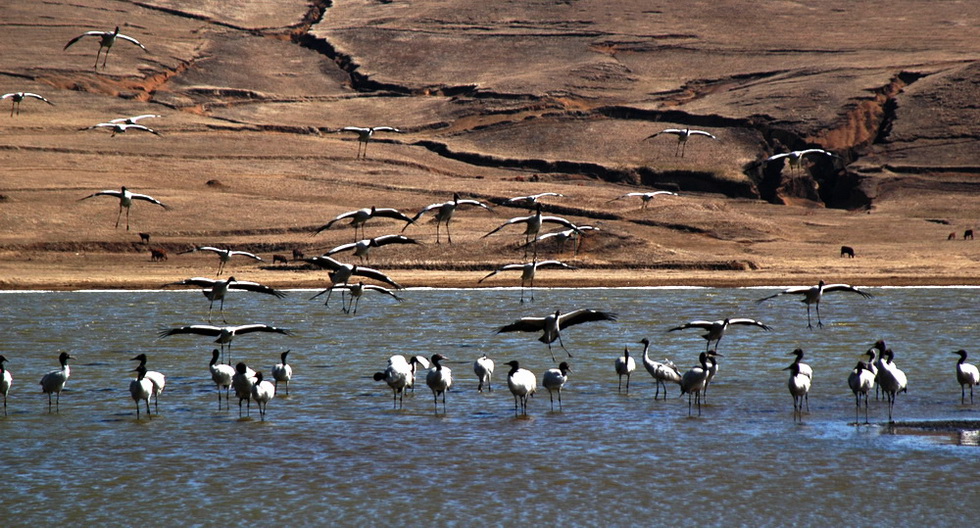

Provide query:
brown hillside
left=0, top=0, right=978, bottom=289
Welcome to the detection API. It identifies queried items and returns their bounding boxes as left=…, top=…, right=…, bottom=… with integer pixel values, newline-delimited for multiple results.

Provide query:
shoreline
left=2, top=266, right=977, bottom=291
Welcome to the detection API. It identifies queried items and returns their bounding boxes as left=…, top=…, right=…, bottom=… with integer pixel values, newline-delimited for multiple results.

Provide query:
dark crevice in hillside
left=596, top=106, right=754, bottom=129
left=872, top=71, right=924, bottom=144
left=288, top=0, right=414, bottom=95
left=747, top=71, right=928, bottom=209
left=414, top=140, right=760, bottom=199
left=130, top=2, right=258, bottom=32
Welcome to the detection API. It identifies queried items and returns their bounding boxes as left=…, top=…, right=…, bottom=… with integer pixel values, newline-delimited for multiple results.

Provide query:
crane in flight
left=644, top=128, right=717, bottom=157
left=78, top=186, right=169, bottom=230
left=64, top=26, right=148, bottom=70
left=340, top=126, right=401, bottom=159
left=2, top=92, right=54, bottom=116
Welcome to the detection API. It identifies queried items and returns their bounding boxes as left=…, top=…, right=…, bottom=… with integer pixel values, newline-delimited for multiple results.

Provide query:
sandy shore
left=1, top=256, right=976, bottom=291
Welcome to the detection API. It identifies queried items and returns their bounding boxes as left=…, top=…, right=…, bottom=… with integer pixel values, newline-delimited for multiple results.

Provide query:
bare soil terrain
left=1, top=0, right=978, bottom=290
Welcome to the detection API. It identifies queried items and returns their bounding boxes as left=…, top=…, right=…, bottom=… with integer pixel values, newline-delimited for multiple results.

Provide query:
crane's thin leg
left=558, top=335, right=573, bottom=358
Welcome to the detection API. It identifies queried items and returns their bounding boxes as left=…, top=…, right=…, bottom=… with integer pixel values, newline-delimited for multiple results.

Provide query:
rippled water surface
left=2, top=287, right=979, bottom=526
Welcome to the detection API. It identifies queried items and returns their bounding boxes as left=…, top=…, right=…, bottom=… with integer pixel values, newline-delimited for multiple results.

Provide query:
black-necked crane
left=785, top=361, right=811, bottom=422
left=340, top=126, right=401, bottom=159
left=310, top=281, right=402, bottom=315
left=130, top=353, right=166, bottom=415
left=2, top=92, right=54, bottom=116
left=638, top=337, right=681, bottom=400
left=374, top=355, right=413, bottom=409
left=208, top=349, right=235, bottom=410
left=615, top=346, right=636, bottom=394
left=788, top=348, right=814, bottom=385
left=110, top=114, right=161, bottom=125
left=764, top=149, right=838, bottom=176
left=178, top=246, right=263, bottom=276
left=756, top=280, right=872, bottom=329
left=526, top=225, right=599, bottom=256
left=504, top=192, right=566, bottom=208
left=305, top=255, right=402, bottom=290
left=478, top=260, right=577, bottom=303
left=877, top=349, right=908, bottom=423
left=702, top=350, right=723, bottom=403
left=129, top=365, right=153, bottom=419
left=163, top=276, right=286, bottom=323
left=952, top=349, right=979, bottom=405
left=159, top=323, right=292, bottom=366
left=680, top=352, right=711, bottom=417
left=644, top=128, right=717, bottom=157
left=867, top=339, right=887, bottom=400
left=0, top=355, right=11, bottom=415
left=848, top=360, right=875, bottom=425
left=607, top=191, right=678, bottom=209
left=326, top=234, right=420, bottom=263
left=231, top=362, right=257, bottom=418
left=83, top=121, right=161, bottom=137
left=668, top=317, right=771, bottom=352
left=272, top=350, right=292, bottom=396
left=64, top=26, right=147, bottom=69
left=425, top=353, right=452, bottom=414
left=474, top=354, right=494, bottom=393
left=505, top=360, right=537, bottom=416
left=40, top=352, right=74, bottom=413
left=314, top=206, right=415, bottom=242
left=543, top=361, right=571, bottom=411
left=251, top=372, right=276, bottom=420
left=306, top=256, right=402, bottom=310
left=482, top=203, right=580, bottom=257
left=79, top=186, right=169, bottom=230
left=403, top=192, right=493, bottom=244
left=497, top=308, right=618, bottom=362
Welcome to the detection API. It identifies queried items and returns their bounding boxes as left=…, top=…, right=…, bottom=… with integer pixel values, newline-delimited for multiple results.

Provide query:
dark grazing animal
left=840, top=245, right=855, bottom=258
left=292, top=248, right=305, bottom=260
left=948, top=232, right=957, bottom=240
left=150, top=248, right=168, bottom=262
left=965, top=229, right=974, bottom=240
left=272, top=254, right=288, bottom=265
left=139, top=232, right=151, bottom=244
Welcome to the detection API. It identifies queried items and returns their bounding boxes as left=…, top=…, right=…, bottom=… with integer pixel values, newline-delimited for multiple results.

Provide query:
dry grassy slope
left=0, top=0, right=978, bottom=289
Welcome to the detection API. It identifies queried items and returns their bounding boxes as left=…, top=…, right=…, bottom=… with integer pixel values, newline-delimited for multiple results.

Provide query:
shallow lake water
left=1, top=286, right=978, bottom=526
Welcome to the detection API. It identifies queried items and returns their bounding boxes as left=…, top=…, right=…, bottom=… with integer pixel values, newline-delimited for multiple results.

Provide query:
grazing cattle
left=272, top=254, right=288, bottom=265
left=965, top=229, right=974, bottom=240
left=150, top=248, right=168, bottom=262
left=948, top=232, right=957, bottom=240
left=292, top=248, right=305, bottom=260
left=840, top=245, right=855, bottom=258
left=139, top=232, right=150, bottom=244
